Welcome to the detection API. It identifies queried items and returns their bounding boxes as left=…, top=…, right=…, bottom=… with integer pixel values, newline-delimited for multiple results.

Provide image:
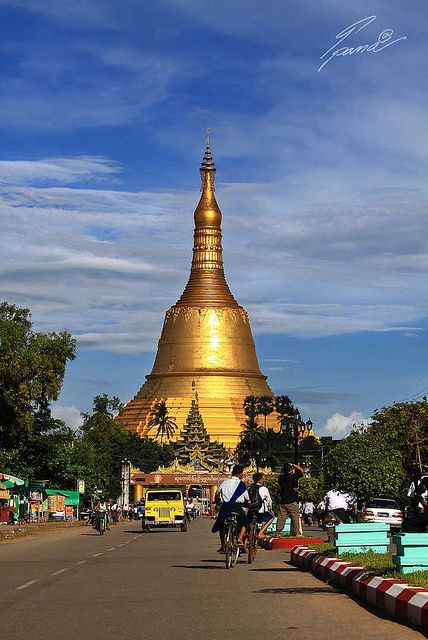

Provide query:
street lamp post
left=283, top=409, right=313, bottom=464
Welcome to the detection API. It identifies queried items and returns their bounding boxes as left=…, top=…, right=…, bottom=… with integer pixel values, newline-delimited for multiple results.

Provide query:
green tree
left=369, top=399, right=428, bottom=481
left=298, top=476, right=325, bottom=502
left=256, top=395, right=274, bottom=429
left=79, top=394, right=174, bottom=497
left=243, top=395, right=259, bottom=419
left=238, top=414, right=264, bottom=462
left=147, top=400, right=178, bottom=444
left=0, top=302, right=76, bottom=449
left=264, top=474, right=281, bottom=513
left=274, top=395, right=294, bottom=432
left=324, top=430, right=405, bottom=502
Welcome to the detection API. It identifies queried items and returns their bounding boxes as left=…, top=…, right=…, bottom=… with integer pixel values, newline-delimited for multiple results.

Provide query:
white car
left=362, top=498, right=403, bottom=530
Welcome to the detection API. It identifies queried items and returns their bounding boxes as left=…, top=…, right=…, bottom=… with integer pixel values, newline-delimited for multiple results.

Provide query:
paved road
left=0, top=518, right=425, bottom=639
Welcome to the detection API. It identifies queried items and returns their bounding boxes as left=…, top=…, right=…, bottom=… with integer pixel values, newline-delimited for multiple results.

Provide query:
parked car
left=362, top=498, right=403, bottom=530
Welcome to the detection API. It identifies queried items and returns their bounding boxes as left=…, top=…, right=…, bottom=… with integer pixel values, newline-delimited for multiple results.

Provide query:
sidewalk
left=0, top=520, right=84, bottom=543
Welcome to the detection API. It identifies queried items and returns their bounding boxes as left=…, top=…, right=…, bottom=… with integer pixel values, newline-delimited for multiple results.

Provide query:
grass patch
left=340, top=551, right=394, bottom=574
left=386, top=570, right=428, bottom=589
left=308, top=542, right=336, bottom=554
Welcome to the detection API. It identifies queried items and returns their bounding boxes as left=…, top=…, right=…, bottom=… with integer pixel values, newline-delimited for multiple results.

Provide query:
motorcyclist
left=96, top=497, right=109, bottom=531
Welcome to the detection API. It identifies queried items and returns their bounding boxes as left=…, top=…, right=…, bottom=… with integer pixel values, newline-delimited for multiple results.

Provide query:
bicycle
left=246, top=510, right=259, bottom=564
left=94, top=511, right=107, bottom=536
left=223, top=513, right=240, bottom=569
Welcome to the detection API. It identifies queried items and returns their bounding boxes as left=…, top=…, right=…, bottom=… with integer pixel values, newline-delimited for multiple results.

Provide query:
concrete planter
left=266, top=517, right=291, bottom=534
left=335, top=522, right=390, bottom=554
left=393, top=533, right=428, bottom=574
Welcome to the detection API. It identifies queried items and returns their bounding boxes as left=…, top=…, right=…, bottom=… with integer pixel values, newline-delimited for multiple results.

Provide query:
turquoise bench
left=266, top=517, right=291, bottom=534
left=393, top=533, right=428, bottom=574
left=335, top=522, right=390, bottom=554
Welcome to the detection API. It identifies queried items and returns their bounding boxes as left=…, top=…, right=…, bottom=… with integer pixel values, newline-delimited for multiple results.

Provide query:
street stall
left=0, top=482, right=11, bottom=523
left=0, top=473, right=25, bottom=523
left=45, top=490, right=80, bottom=520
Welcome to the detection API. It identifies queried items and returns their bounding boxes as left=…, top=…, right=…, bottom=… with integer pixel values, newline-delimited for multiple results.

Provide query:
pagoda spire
left=176, top=131, right=237, bottom=307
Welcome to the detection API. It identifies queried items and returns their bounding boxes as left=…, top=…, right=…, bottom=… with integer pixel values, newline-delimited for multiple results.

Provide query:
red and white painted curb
left=259, top=537, right=324, bottom=550
left=291, top=546, right=428, bottom=631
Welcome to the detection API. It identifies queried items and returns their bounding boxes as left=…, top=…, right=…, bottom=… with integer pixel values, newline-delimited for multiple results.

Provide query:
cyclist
left=248, top=472, right=275, bottom=538
left=96, top=497, right=109, bottom=531
left=212, top=464, right=250, bottom=552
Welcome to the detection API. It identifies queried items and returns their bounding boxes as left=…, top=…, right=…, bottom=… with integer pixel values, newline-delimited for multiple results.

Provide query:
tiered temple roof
left=175, top=398, right=226, bottom=468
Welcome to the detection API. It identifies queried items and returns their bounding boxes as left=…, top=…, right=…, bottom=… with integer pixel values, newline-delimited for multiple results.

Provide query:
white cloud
left=51, top=404, right=83, bottom=430
left=0, top=157, right=121, bottom=186
left=323, top=411, right=370, bottom=438
left=0, top=154, right=427, bottom=353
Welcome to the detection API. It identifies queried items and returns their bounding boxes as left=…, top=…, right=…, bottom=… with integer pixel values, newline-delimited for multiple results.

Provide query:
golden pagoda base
left=120, top=373, right=279, bottom=450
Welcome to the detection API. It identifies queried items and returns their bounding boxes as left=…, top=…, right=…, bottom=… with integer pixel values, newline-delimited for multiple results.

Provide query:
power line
left=397, top=386, right=428, bottom=403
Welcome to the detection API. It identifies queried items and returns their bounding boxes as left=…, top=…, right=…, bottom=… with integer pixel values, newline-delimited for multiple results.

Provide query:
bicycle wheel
left=224, top=521, right=233, bottom=569
left=230, top=530, right=239, bottom=568
left=247, top=520, right=258, bottom=564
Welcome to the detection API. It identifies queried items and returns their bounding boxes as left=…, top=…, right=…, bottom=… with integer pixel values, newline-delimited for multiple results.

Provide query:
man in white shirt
left=324, top=489, right=350, bottom=523
left=213, top=465, right=250, bottom=551
left=249, top=472, right=275, bottom=538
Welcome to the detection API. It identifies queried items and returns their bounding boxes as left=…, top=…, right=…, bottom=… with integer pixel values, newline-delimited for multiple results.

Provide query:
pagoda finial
left=200, top=127, right=216, bottom=190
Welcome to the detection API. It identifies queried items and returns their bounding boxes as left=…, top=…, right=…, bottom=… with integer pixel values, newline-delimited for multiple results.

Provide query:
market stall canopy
left=45, top=489, right=80, bottom=506
left=0, top=473, right=25, bottom=488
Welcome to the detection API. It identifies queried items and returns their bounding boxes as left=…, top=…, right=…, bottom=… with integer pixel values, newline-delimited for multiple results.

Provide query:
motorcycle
left=324, top=511, right=342, bottom=544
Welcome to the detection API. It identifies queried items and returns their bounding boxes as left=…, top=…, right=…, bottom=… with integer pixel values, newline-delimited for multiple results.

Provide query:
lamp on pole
left=282, top=409, right=312, bottom=464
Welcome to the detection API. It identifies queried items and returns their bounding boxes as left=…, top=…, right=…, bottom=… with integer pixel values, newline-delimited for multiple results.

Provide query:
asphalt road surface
left=0, top=518, right=425, bottom=640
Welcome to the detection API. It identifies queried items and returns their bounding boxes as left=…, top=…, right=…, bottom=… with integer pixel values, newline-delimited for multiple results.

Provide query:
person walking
left=275, top=462, right=304, bottom=536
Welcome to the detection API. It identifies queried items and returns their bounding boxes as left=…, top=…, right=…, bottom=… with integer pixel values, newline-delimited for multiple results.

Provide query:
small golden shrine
left=175, top=392, right=226, bottom=467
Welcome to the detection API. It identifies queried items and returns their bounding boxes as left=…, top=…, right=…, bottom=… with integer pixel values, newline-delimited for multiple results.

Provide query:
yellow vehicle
left=143, top=489, right=187, bottom=532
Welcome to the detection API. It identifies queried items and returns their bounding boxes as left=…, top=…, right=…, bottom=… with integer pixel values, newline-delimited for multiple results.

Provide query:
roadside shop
left=0, top=473, right=25, bottom=523
left=45, top=489, right=80, bottom=520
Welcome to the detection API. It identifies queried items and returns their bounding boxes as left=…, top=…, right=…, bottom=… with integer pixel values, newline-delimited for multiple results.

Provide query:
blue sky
left=0, top=0, right=427, bottom=437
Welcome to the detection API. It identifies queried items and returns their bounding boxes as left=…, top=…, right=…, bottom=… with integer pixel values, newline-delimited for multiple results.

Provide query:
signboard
left=77, top=479, right=85, bottom=494
left=132, top=472, right=255, bottom=486
left=65, top=505, right=73, bottom=518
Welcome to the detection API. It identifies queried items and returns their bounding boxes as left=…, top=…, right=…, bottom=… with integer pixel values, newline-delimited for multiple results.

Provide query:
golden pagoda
left=119, top=133, right=277, bottom=449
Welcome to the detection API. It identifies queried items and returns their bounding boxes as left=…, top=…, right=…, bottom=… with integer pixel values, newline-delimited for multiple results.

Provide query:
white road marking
left=107, top=547, right=116, bottom=551
left=16, top=579, right=39, bottom=590
left=93, top=552, right=103, bottom=557
left=118, top=543, right=125, bottom=547
left=51, top=568, right=69, bottom=576
left=77, top=560, right=88, bottom=565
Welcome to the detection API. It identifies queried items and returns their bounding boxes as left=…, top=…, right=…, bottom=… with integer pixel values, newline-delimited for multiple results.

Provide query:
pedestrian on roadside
left=275, top=462, right=304, bottom=536
left=403, top=479, right=428, bottom=532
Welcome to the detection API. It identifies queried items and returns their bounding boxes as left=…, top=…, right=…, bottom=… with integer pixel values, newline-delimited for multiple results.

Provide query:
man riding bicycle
left=212, top=465, right=250, bottom=552
left=248, top=472, right=275, bottom=539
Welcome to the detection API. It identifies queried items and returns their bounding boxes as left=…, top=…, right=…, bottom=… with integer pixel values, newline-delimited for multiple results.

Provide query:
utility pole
left=120, top=459, right=131, bottom=511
